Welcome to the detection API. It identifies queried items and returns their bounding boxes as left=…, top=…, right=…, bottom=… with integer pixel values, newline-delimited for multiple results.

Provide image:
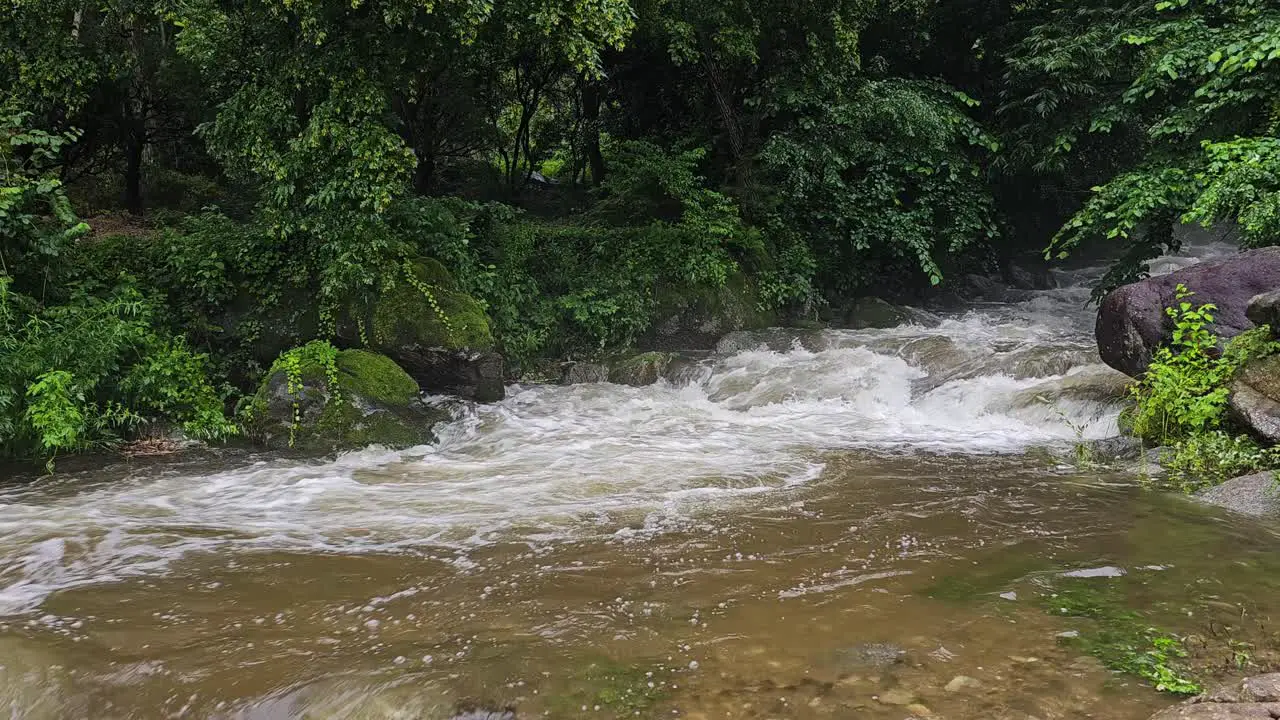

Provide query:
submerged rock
left=1095, top=247, right=1280, bottom=377
left=1148, top=674, right=1280, bottom=719
left=1228, top=355, right=1280, bottom=443
left=249, top=347, right=447, bottom=451
left=354, top=258, right=504, bottom=402
left=1195, top=473, right=1280, bottom=517
left=834, top=643, right=907, bottom=670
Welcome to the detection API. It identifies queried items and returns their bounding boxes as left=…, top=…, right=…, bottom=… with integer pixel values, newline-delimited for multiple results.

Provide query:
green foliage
left=1, top=277, right=235, bottom=463
left=1039, top=0, right=1280, bottom=292
left=269, top=341, right=342, bottom=448
left=1127, top=286, right=1278, bottom=443
left=1047, top=581, right=1202, bottom=695
left=762, top=80, right=999, bottom=293
left=1164, top=431, right=1280, bottom=494
left=1, top=113, right=89, bottom=284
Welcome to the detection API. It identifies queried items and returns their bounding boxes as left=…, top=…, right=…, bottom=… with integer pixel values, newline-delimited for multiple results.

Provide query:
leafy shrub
left=760, top=79, right=999, bottom=295
left=1164, top=431, right=1280, bottom=494
left=0, top=277, right=236, bottom=464
left=1127, top=285, right=1279, bottom=443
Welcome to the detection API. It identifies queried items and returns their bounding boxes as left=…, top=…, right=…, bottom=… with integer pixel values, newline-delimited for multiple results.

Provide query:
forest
left=2, top=0, right=1279, bottom=461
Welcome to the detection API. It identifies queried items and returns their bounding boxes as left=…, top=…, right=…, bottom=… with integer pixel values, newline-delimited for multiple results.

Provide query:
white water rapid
left=0, top=241, right=1238, bottom=616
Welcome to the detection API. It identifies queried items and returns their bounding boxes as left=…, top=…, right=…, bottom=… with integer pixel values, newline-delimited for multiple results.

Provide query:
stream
left=3, top=243, right=1280, bottom=719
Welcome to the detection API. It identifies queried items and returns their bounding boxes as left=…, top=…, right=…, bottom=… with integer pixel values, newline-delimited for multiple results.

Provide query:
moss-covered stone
left=249, top=346, right=446, bottom=452
left=608, top=352, right=677, bottom=387
left=350, top=258, right=505, bottom=402
left=369, top=258, right=494, bottom=351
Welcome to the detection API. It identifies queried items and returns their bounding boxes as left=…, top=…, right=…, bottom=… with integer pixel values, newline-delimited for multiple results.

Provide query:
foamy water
left=0, top=241, right=1237, bottom=615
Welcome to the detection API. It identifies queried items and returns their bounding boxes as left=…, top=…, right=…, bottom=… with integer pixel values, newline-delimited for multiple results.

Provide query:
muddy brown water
left=4, top=452, right=1280, bottom=719
left=4, top=242, right=1279, bottom=719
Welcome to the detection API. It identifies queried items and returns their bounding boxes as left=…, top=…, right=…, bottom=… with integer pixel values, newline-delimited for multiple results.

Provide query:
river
left=3, top=242, right=1280, bottom=719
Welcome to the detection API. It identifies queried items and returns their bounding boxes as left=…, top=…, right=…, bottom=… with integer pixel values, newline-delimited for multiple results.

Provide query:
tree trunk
left=582, top=80, right=605, bottom=185
left=123, top=130, right=144, bottom=215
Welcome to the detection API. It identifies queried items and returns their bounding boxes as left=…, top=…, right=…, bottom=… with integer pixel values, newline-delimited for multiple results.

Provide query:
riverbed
left=2, top=245, right=1278, bottom=719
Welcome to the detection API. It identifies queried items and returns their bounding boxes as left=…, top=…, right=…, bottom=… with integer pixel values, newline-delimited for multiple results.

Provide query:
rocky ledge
left=1150, top=675, right=1280, bottom=719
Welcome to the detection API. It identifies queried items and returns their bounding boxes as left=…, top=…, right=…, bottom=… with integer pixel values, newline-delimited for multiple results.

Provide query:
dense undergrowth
left=3, top=0, right=1280, bottom=463
left=1125, top=286, right=1280, bottom=492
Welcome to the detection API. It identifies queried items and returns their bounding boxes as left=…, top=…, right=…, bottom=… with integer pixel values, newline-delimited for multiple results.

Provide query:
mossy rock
left=644, top=272, right=776, bottom=352
left=608, top=352, right=677, bottom=387
left=369, top=258, right=494, bottom=351
left=350, top=259, right=505, bottom=402
left=1229, top=354, right=1280, bottom=443
left=249, top=347, right=447, bottom=452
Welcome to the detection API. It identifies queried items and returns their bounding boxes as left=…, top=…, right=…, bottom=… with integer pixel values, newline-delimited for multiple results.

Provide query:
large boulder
left=1246, top=290, right=1280, bottom=334
left=1196, top=473, right=1280, bottom=517
left=1149, top=675, right=1280, bottom=720
left=356, top=258, right=505, bottom=402
left=1228, top=354, right=1280, bottom=443
left=1096, top=247, right=1280, bottom=377
left=249, top=347, right=447, bottom=451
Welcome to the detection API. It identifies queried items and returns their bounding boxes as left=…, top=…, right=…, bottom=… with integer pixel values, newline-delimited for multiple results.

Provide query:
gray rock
left=450, top=710, right=517, bottom=720
left=1246, top=290, right=1280, bottom=335
left=1007, top=261, right=1058, bottom=291
left=560, top=361, right=610, bottom=384
left=836, top=297, right=917, bottom=329
left=1087, top=436, right=1145, bottom=463
left=1149, top=674, right=1280, bottom=719
left=714, top=328, right=832, bottom=355
left=1202, top=675, right=1280, bottom=704
left=834, top=643, right=907, bottom=669
left=395, top=348, right=505, bottom=403
left=1228, top=355, right=1280, bottom=443
left=1096, top=247, right=1280, bottom=377
left=944, top=675, right=982, bottom=692
left=608, top=352, right=677, bottom=387
left=1196, top=474, right=1280, bottom=517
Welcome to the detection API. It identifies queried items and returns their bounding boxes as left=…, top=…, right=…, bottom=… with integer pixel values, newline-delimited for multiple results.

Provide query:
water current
left=3, top=241, right=1280, bottom=719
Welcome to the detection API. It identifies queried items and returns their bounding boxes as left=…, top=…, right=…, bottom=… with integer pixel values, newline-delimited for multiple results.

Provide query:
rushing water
left=3, top=241, right=1280, bottom=719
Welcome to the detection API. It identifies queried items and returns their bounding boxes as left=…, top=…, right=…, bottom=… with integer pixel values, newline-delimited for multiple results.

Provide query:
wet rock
left=450, top=709, right=517, bottom=720
left=878, top=688, right=916, bottom=706
left=249, top=348, right=447, bottom=451
left=1096, top=247, right=1280, bottom=377
left=1007, top=260, right=1058, bottom=291
left=835, top=297, right=917, bottom=329
left=345, top=258, right=504, bottom=402
left=397, top=348, right=505, bottom=403
left=1149, top=674, right=1280, bottom=719
left=1087, top=436, right=1145, bottom=463
left=957, top=274, right=1032, bottom=303
left=1196, top=473, right=1280, bottom=517
left=1246, top=290, right=1280, bottom=335
left=944, top=675, right=982, bottom=692
left=834, top=643, right=907, bottom=669
left=560, top=361, right=610, bottom=384
left=1228, top=355, right=1280, bottom=443
left=1203, top=675, right=1280, bottom=704
left=608, top=352, right=677, bottom=387
left=714, top=328, right=831, bottom=355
